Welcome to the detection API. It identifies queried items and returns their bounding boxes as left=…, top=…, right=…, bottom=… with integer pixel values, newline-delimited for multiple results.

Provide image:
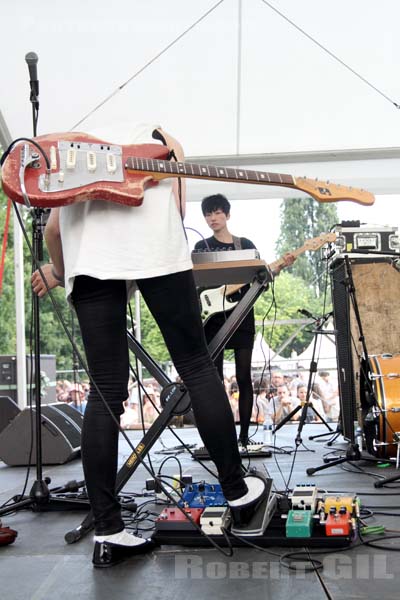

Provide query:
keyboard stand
left=65, top=265, right=272, bottom=544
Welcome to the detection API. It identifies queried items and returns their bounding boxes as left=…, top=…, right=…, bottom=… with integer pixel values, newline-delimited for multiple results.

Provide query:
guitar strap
left=232, top=236, right=242, bottom=250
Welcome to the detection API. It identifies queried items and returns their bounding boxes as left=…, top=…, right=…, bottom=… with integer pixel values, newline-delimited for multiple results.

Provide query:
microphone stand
left=0, top=55, right=87, bottom=518
left=273, top=311, right=335, bottom=453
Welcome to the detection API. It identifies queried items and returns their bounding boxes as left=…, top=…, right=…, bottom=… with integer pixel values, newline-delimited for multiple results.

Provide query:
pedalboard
left=153, top=480, right=359, bottom=548
left=193, top=444, right=272, bottom=460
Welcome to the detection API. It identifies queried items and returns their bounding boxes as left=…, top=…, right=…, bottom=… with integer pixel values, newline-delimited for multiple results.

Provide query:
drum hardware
left=362, top=354, right=400, bottom=460
left=373, top=433, right=400, bottom=468
left=369, top=374, right=382, bottom=380
left=368, top=372, right=400, bottom=380
left=396, top=434, right=400, bottom=469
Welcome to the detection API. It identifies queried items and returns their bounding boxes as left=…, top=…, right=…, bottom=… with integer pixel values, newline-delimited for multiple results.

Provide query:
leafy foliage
left=254, top=270, right=331, bottom=357
left=0, top=185, right=83, bottom=370
left=275, top=197, right=338, bottom=296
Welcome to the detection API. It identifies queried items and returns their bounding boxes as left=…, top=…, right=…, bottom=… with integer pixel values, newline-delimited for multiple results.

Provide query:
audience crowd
left=56, top=367, right=339, bottom=429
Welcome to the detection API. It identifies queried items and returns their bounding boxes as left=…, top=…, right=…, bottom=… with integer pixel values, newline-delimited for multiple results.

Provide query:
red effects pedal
left=155, top=507, right=204, bottom=531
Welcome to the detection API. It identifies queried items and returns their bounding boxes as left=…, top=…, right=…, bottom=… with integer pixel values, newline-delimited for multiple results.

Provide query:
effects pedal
left=289, top=484, right=318, bottom=511
left=231, top=477, right=277, bottom=537
left=200, top=506, right=230, bottom=535
left=179, top=482, right=227, bottom=508
left=155, top=507, right=203, bottom=531
left=325, top=510, right=351, bottom=537
left=286, top=510, right=314, bottom=538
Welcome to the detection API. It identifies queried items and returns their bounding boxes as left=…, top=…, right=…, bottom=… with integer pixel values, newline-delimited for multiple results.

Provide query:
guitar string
left=70, top=0, right=226, bottom=130
left=260, top=0, right=400, bottom=109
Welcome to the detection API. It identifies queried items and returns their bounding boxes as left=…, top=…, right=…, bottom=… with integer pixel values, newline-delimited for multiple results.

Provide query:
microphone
left=25, top=51, right=39, bottom=100
left=298, top=308, right=314, bottom=319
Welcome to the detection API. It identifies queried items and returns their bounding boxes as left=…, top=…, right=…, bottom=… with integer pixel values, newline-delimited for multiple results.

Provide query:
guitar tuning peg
left=326, top=180, right=330, bottom=184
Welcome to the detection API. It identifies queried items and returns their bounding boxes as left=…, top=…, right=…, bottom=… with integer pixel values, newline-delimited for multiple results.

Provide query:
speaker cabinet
left=0, top=396, right=20, bottom=434
left=331, top=257, right=400, bottom=441
left=0, top=355, right=57, bottom=405
left=0, top=402, right=83, bottom=466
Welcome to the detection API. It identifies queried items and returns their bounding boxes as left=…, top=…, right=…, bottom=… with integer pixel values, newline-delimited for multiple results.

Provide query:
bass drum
left=361, top=354, right=400, bottom=458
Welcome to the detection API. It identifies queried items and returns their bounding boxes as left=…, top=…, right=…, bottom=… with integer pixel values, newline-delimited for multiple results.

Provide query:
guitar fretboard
left=125, top=156, right=295, bottom=186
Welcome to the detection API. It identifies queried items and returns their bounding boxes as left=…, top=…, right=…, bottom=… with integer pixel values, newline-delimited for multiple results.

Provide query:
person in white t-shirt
left=31, top=123, right=268, bottom=568
left=274, top=384, right=300, bottom=422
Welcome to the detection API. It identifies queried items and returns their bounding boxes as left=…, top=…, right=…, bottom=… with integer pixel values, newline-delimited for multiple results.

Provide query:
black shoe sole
left=92, top=539, right=157, bottom=568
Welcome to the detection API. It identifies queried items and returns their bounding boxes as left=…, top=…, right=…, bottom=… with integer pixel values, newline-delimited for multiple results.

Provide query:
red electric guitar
left=1, top=132, right=375, bottom=208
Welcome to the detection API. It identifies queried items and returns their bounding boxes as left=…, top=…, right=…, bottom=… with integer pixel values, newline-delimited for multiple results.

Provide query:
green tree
left=275, top=197, right=338, bottom=296
left=137, top=297, right=171, bottom=364
left=254, top=271, right=325, bottom=357
left=0, top=197, right=16, bottom=351
left=0, top=184, right=81, bottom=371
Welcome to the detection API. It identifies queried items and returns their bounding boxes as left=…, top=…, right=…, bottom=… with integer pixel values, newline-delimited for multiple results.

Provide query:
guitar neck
left=126, top=156, right=295, bottom=187
left=269, top=244, right=309, bottom=273
left=125, top=156, right=375, bottom=206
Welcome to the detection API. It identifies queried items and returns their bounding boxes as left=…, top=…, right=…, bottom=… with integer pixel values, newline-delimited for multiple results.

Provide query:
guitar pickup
left=50, top=146, right=58, bottom=170
left=106, top=153, right=117, bottom=174
left=66, top=148, right=77, bottom=170
left=86, top=151, right=97, bottom=173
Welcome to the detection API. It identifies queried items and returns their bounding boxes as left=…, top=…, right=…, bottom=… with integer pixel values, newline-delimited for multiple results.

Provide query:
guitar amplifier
left=333, top=222, right=400, bottom=259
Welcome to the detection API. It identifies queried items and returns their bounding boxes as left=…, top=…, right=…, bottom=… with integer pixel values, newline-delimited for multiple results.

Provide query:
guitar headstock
left=303, top=232, right=337, bottom=252
left=295, top=177, right=375, bottom=206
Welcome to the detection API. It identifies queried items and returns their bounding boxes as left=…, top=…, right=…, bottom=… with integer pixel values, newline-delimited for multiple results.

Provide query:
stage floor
left=1, top=423, right=399, bottom=600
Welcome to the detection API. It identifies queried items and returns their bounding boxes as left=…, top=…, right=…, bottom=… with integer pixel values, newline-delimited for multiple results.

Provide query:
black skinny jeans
left=214, top=348, right=254, bottom=443
left=72, top=271, right=247, bottom=535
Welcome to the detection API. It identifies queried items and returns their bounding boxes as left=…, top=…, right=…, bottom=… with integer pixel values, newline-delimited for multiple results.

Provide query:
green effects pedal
left=286, top=510, right=313, bottom=538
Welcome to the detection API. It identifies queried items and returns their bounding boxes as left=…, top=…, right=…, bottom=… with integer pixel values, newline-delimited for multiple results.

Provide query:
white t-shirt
left=59, top=123, right=192, bottom=300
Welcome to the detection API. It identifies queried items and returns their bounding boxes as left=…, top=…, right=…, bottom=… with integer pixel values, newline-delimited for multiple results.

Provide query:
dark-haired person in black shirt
left=194, top=194, right=294, bottom=445
left=194, top=194, right=257, bottom=447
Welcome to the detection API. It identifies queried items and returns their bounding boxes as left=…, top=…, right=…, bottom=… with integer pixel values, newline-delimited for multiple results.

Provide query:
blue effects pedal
left=178, top=482, right=227, bottom=508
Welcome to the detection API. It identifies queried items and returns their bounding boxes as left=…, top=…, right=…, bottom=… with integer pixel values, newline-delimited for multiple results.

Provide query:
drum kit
left=361, top=353, right=400, bottom=463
